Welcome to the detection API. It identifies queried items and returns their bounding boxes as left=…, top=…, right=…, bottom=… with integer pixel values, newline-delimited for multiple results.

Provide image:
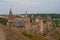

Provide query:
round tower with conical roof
left=46, top=15, right=53, bottom=31
left=7, top=8, right=14, bottom=27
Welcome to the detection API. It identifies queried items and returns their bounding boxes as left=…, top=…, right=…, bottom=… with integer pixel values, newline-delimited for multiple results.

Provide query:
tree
left=0, top=18, right=8, bottom=25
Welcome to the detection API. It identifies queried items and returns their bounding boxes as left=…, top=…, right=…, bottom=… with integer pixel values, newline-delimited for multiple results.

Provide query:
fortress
left=0, top=9, right=60, bottom=40
left=5, top=9, right=53, bottom=35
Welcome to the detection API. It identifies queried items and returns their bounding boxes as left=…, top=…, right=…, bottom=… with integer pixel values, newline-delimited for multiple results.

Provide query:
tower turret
left=46, top=15, right=53, bottom=31
left=25, top=11, right=28, bottom=17
left=8, top=8, right=14, bottom=21
left=31, top=15, right=34, bottom=22
left=7, top=8, right=14, bottom=27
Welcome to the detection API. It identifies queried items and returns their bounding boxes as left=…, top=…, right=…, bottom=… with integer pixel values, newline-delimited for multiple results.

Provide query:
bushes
left=22, top=32, right=32, bottom=39
left=52, top=20, right=60, bottom=28
left=58, top=33, right=60, bottom=40
left=0, top=18, right=8, bottom=25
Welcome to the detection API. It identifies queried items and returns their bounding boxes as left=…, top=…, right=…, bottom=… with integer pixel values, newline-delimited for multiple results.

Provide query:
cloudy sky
left=0, top=0, right=60, bottom=14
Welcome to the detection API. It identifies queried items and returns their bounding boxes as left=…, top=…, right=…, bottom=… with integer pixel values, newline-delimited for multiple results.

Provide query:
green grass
left=22, top=32, right=32, bottom=39
left=22, top=32, right=47, bottom=40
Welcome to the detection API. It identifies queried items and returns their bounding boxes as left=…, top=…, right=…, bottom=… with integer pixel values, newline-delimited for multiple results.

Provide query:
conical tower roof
left=9, top=8, right=13, bottom=16
left=8, top=8, right=14, bottom=21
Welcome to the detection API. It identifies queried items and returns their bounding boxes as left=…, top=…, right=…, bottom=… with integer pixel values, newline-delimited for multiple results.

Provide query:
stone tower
left=31, top=15, right=34, bottom=22
left=25, top=11, right=28, bottom=17
left=24, top=11, right=30, bottom=23
left=46, top=15, right=53, bottom=31
left=35, top=16, right=46, bottom=35
left=7, top=9, right=14, bottom=27
left=23, top=11, right=31, bottom=32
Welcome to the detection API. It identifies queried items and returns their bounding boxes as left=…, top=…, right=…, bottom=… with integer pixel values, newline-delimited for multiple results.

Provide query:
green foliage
left=29, top=14, right=60, bottom=19
left=21, top=14, right=60, bottom=19
left=42, top=33, right=47, bottom=37
left=22, top=32, right=32, bottom=39
left=58, top=34, right=60, bottom=40
left=0, top=18, right=8, bottom=25
left=58, top=36, right=60, bottom=40
left=52, top=20, right=60, bottom=28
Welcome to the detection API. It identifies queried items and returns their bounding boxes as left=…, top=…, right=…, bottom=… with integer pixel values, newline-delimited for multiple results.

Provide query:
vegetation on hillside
left=22, top=32, right=32, bottom=39
left=0, top=18, right=8, bottom=25
left=29, top=14, right=60, bottom=18
left=52, top=20, right=60, bottom=28
left=22, top=32, right=47, bottom=40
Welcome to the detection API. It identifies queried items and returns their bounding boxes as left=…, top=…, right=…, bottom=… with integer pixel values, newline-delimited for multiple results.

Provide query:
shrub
left=22, top=32, right=32, bottom=39
left=0, top=18, right=8, bottom=25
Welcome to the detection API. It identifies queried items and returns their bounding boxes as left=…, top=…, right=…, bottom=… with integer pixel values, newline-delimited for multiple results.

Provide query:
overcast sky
left=0, top=0, right=60, bottom=14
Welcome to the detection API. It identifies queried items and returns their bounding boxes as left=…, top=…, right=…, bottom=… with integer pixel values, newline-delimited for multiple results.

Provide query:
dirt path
left=0, top=24, right=29, bottom=40
left=0, top=27, right=6, bottom=40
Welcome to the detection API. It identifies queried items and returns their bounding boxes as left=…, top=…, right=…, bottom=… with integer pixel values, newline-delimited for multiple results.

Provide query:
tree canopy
left=0, top=18, right=8, bottom=25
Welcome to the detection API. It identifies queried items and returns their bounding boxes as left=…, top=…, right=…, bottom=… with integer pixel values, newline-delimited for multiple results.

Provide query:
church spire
left=8, top=8, right=14, bottom=20
left=9, top=8, right=13, bottom=16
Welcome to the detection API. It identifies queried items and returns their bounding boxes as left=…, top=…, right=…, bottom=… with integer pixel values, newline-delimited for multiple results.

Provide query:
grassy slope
left=22, top=32, right=47, bottom=40
left=31, top=34, right=47, bottom=40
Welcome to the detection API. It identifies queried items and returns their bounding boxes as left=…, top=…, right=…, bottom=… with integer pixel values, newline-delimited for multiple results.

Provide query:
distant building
left=7, top=9, right=24, bottom=27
